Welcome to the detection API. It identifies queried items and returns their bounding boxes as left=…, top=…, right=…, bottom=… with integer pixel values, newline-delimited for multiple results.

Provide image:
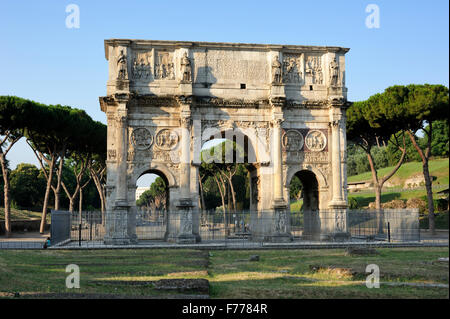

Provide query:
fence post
left=387, top=222, right=391, bottom=243
left=78, top=223, right=82, bottom=247
left=89, top=212, right=92, bottom=241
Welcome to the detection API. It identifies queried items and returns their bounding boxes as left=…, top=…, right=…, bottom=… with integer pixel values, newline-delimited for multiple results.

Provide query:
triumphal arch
left=99, top=39, right=350, bottom=244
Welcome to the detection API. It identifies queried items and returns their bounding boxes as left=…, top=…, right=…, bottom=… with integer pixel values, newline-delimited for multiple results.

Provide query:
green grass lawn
left=0, top=208, right=44, bottom=221
left=0, top=248, right=448, bottom=299
left=348, top=158, right=449, bottom=186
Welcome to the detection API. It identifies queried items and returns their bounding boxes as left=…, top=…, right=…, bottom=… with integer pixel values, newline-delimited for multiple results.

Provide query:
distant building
left=135, top=187, right=150, bottom=201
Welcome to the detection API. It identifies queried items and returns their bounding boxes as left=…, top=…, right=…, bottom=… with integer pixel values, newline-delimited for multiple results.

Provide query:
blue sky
left=1, top=0, right=449, bottom=182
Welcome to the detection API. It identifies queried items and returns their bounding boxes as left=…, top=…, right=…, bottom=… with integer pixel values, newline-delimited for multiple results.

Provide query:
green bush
left=348, top=197, right=359, bottom=209
left=420, top=211, right=449, bottom=229
left=434, top=198, right=449, bottom=211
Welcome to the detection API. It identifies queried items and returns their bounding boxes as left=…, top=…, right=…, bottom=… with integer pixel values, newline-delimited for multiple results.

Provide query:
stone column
left=269, top=115, right=292, bottom=243
left=326, top=108, right=349, bottom=241
left=176, top=107, right=197, bottom=244
left=330, top=117, right=346, bottom=207
left=179, top=115, right=191, bottom=202
left=115, top=113, right=128, bottom=205
left=273, top=118, right=284, bottom=204
left=104, top=103, right=135, bottom=245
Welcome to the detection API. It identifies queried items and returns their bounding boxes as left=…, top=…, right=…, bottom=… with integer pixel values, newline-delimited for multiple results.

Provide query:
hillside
left=347, top=158, right=449, bottom=187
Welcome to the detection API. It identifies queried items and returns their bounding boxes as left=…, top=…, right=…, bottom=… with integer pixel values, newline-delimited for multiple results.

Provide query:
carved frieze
left=130, top=128, right=153, bottom=150
left=282, top=130, right=304, bottom=152
left=284, top=151, right=329, bottom=164
left=107, top=149, right=117, bottom=161
left=272, top=210, right=287, bottom=234
left=180, top=211, right=193, bottom=234
left=282, top=54, right=303, bottom=84
left=305, top=130, right=327, bottom=152
left=155, top=129, right=179, bottom=150
left=154, top=50, right=175, bottom=80
left=305, top=55, right=323, bottom=85
left=132, top=51, right=152, bottom=80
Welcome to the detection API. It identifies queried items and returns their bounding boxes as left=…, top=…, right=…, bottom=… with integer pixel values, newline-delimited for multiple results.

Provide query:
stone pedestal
left=175, top=199, right=198, bottom=244
left=271, top=201, right=292, bottom=242
left=115, top=80, right=130, bottom=92
left=270, top=84, right=285, bottom=99
left=319, top=209, right=350, bottom=241
left=104, top=203, right=137, bottom=245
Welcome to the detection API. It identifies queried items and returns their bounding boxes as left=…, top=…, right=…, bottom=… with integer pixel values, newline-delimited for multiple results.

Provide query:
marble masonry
left=99, top=39, right=350, bottom=244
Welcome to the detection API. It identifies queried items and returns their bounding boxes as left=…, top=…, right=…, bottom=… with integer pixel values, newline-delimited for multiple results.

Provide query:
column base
left=329, top=200, right=347, bottom=209
left=270, top=233, right=293, bottom=243
left=272, top=199, right=287, bottom=210
left=177, top=198, right=193, bottom=208
left=104, top=237, right=134, bottom=245
left=176, top=233, right=197, bottom=244
left=320, top=232, right=351, bottom=242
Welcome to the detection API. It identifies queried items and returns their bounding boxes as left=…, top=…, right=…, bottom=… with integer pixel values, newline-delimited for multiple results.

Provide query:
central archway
left=198, top=129, right=259, bottom=240
left=133, top=169, right=170, bottom=241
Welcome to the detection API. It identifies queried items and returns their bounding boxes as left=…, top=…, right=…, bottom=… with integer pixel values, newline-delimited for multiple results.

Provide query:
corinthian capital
left=180, top=116, right=191, bottom=128
left=272, top=118, right=284, bottom=128
left=115, top=115, right=127, bottom=126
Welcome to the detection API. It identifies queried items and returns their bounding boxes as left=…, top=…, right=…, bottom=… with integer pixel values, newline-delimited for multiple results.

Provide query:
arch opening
left=134, top=170, right=170, bottom=240
left=198, top=132, right=258, bottom=239
left=289, top=170, right=320, bottom=240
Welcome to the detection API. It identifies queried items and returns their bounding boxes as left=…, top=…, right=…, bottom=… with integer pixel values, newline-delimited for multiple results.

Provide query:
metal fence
left=47, top=208, right=426, bottom=248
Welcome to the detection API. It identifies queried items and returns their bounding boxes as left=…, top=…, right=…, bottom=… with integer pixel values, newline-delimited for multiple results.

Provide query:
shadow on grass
left=208, top=277, right=449, bottom=299
left=350, top=192, right=402, bottom=208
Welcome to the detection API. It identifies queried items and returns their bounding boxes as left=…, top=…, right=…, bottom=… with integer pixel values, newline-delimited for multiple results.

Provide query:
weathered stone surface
left=100, top=39, right=351, bottom=244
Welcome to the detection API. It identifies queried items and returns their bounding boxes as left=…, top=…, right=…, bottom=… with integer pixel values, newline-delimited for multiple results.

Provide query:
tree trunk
left=40, top=156, right=56, bottom=233
left=407, top=129, right=435, bottom=234
left=0, top=152, right=11, bottom=238
left=89, top=166, right=106, bottom=224
left=53, top=153, right=65, bottom=210
left=364, top=136, right=407, bottom=234
left=198, top=172, right=206, bottom=211
left=213, top=174, right=227, bottom=235
left=365, top=150, right=381, bottom=210
left=79, top=187, right=83, bottom=221
left=0, top=135, right=22, bottom=238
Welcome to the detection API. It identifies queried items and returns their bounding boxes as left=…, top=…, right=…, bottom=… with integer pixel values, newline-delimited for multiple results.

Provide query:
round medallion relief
left=282, top=130, right=304, bottom=151
left=130, top=128, right=153, bottom=150
left=305, top=130, right=327, bottom=152
left=155, top=129, right=179, bottom=150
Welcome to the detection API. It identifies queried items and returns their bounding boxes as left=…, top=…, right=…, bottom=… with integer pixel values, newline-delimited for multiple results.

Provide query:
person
left=43, top=237, right=51, bottom=249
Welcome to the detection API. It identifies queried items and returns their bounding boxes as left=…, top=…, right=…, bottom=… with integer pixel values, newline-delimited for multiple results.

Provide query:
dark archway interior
left=294, top=170, right=319, bottom=211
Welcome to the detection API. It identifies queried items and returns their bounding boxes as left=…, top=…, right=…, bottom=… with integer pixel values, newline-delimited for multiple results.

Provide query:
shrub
left=348, top=197, right=359, bottom=209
